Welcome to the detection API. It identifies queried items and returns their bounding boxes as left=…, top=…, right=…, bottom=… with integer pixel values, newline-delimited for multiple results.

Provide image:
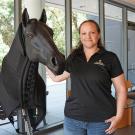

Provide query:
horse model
left=0, top=8, right=65, bottom=134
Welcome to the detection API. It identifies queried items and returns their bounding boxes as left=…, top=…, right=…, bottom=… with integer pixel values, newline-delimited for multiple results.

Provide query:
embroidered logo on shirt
left=94, top=59, right=105, bottom=66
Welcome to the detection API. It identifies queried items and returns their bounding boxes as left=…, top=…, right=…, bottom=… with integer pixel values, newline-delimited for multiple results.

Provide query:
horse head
left=22, top=8, right=65, bottom=74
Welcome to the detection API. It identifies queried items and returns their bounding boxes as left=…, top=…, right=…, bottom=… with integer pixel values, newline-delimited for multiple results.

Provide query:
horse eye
left=26, top=32, right=34, bottom=39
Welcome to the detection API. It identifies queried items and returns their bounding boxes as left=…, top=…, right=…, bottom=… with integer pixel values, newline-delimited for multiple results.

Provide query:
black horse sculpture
left=0, top=8, right=65, bottom=131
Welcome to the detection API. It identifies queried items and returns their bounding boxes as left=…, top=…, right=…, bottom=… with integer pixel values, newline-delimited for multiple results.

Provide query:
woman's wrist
left=115, top=115, right=123, bottom=122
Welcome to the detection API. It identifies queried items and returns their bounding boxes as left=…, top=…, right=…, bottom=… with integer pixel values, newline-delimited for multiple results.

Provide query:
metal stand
left=22, top=109, right=33, bottom=135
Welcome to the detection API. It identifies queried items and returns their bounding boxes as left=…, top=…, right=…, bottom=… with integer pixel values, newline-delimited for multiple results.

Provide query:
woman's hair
left=76, top=19, right=103, bottom=51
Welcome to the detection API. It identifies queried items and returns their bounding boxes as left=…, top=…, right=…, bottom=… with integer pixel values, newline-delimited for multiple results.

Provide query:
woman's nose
left=86, top=33, right=91, bottom=38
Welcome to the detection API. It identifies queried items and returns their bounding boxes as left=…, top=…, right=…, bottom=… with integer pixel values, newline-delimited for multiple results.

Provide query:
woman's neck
left=83, top=46, right=99, bottom=62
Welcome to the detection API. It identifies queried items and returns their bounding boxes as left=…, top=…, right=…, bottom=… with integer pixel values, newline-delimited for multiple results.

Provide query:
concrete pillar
left=24, top=0, right=46, bottom=81
left=14, top=0, right=22, bottom=32
left=24, top=0, right=43, bottom=19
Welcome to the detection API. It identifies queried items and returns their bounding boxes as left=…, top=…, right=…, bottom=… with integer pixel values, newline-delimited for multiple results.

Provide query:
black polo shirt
left=64, top=47, right=123, bottom=122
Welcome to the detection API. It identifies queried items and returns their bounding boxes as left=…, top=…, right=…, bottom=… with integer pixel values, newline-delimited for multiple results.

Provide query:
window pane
left=42, top=0, right=66, bottom=128
left=0, top=0, right=14, bottom=69
left=105, top=3, right=123, bottom=97
left=127, top=11, right=135, bottom=88
left=105, top=3, right=123, bottom=62
left=128, top=10, right=135, bottom=22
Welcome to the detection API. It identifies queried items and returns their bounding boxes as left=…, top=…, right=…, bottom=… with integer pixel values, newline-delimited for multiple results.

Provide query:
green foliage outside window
left=45, top=5, right=65, bottom=54
left=45, top=5, right=87, bottom=54
left=0, top=0, right=14, bottom=68
left=0, top=0, right=14, bottom=46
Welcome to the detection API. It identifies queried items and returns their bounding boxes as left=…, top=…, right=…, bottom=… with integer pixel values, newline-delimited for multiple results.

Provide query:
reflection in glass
left=128, top=27, right=135, bottom=87
left=105, top=3, right=123, bottom=62
left=105, top=3, right=123, bottom=97
left=128, top=11, right=135, bottom=22
left=128, top=10, right=135, bottom=89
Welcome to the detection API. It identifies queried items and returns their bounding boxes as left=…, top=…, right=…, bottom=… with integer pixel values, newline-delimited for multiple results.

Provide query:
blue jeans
left=64, top=117, right=112, bottom=135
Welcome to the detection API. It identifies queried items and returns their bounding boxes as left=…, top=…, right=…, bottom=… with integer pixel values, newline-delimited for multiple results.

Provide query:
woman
left=46, top=20, right=127, bottom=135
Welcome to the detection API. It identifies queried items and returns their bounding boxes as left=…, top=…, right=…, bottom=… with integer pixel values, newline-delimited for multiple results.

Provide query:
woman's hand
left=45, top=66, right=70, bottom=82
left=105, top=116, right=121, bottom=134
left=105, top=74, right=127, bottom=134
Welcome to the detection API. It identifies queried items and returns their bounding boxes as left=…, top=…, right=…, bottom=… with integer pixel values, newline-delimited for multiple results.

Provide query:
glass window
left=0, top=0, right=14, bottom=69
left=42, top=0, right=66, bottom=127
left=105, top=3, right=123, bottom=97
left=105, top=3, right=123, bottom=62
left=72, top=0, right=99, bottom=48
left=127, top=11, right=135, bottom=88
left=128, top=10, right=135, bottom=22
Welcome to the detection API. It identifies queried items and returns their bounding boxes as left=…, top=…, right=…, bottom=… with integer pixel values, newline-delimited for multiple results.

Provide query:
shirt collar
left=96, top=47, right=106, bottom=55
left=73, top=46, right=106, bottom=61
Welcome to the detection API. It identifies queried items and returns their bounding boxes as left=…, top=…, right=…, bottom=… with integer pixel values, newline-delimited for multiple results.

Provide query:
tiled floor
left=0, top=124, right=134, bottom=135
left=115, top=125, right=135, bottom=135
left=0, top=120, right=135, bottom=135
left=0, top=122, right=135, bottom=135
left=0, top=123, right=17, bottom=135
left=40, top=123, right=135, bottom=135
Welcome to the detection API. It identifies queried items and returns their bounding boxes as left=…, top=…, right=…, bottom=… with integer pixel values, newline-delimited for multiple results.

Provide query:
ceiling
left=119, top=0, right=135, bottom=5
left=112, top=0, right=135, bottom=8
left=44, top=0, right=135, bottom=9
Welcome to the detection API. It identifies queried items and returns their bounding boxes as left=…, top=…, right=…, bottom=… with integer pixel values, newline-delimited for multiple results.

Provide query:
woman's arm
left=112, top=73, right=127, bottom=120
left=105, top=73, right=127, bottom=134
left=46, top=66, right=70, bottom=82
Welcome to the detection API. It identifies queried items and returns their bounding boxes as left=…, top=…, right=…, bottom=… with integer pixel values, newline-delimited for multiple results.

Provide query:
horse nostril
left=51, top=57, right=58, bottom=66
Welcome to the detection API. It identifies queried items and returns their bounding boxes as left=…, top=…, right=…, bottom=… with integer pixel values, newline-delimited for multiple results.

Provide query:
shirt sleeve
left=110, top=53, right=123, bottom=78
left=65, top=54, right=72, bottom=73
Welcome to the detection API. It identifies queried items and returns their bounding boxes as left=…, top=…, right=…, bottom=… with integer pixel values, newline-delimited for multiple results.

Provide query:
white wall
left=24, top=0, right=43, bottom=19
left=24, top=0, right=46, bottom=80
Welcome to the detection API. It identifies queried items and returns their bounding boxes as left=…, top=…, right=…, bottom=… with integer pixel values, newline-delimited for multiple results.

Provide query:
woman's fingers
left=105, top=116, right=118, bottom=134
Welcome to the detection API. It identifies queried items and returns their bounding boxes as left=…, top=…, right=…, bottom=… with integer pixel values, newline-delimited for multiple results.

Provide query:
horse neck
left=23, top=61, right=39, bottom=106
left=4, top=23, right=27, bottom=69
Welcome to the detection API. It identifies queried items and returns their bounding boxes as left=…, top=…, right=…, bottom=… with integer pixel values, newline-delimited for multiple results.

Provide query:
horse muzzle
left=47, top=55, right=65, bottom=75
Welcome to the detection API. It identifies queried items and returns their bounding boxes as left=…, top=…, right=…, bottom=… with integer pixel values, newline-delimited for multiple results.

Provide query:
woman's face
left=80, top=22, right=100, bottom=49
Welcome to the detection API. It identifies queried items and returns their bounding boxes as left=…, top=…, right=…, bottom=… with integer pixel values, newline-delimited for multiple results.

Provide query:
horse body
left=0, top=8, right=65, bottom=130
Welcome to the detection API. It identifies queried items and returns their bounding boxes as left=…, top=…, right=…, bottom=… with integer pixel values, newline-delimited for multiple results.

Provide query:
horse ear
left=39, top=9, right=47, bottom=24
left=22, top=8, right=29, bottom=27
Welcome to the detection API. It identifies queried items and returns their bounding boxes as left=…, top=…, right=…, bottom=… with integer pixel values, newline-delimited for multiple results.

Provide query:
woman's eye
left=91, top=32, right=95, bottom=34
left=82, top=33, right=86, bottom=35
